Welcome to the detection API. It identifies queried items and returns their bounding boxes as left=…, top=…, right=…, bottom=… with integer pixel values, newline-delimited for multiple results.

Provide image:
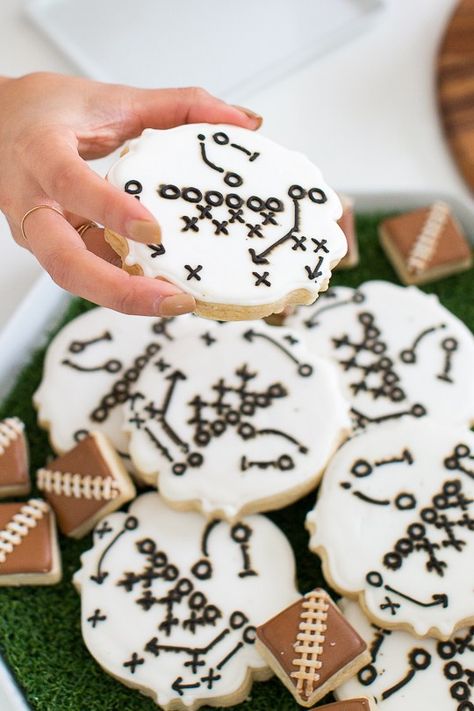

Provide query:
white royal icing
left=287, top=280, right=474, bottom=429
left=337, top=599, right=474, bottom=711
left=106, top=125, right=347, bottom=307
left=74, top=492, right=299, bottom=710
left=407, top=201, right=450, bottom=274
left=34, top=308, right=205, bottom=464
left=36, top=468, right=120, bottom=501
left=122, top=320, right=350, bottom=517
left=307, top=418, right=474, bottom=639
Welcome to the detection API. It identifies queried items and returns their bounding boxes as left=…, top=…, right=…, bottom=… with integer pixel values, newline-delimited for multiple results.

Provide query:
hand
left=0, top=72, right=262, bottom=316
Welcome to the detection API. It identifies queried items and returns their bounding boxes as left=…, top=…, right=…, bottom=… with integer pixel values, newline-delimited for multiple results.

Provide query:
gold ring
left=20, top=204, right=64, bottom=242
left=76, top=221, right=98, bottom=238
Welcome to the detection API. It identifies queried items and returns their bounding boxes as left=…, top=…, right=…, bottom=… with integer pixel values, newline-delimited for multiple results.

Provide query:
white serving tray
left=0, top=188, right=473, bottom=710
left=0, top=666, right=29, bottom=711
left=0, top=272, right=70, bottom=402
left=25, top=0, right=383, bottom=101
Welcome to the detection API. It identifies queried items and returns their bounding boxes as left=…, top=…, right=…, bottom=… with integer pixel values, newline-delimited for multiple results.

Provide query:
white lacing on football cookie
left=290, top=590, right=329, bottom=699
left=0, top=417, right=24, bottom=456
left=407, top=201, right=449, bottom=274
left=0, top=499, right=49, bottom=564
left=37, top=468, right=120, bottom=501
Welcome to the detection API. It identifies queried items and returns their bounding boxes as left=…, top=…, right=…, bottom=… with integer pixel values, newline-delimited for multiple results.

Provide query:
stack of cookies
left=1, top=124, right=472, bottom=711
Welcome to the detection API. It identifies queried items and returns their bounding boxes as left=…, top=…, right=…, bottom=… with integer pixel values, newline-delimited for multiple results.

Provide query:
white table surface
left=0, top=0, right=472, bottom=333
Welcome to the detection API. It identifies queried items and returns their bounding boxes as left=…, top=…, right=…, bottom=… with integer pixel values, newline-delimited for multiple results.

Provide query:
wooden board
left=437, top=0, right=474, bottom=194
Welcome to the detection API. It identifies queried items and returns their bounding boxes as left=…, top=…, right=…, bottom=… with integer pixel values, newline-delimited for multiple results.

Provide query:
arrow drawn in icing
left=249, top=198, right=300, bottom=265
left=242, top=329, right=313, bottom=377
left=90, top=515, right=138, bottom=584
left=385, top=585, right=448, bottom=609
left=304, top=256, right=324, bottom=282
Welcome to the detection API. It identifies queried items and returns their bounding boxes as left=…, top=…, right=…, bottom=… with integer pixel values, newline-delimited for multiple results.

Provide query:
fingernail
left=157, top=293, right=196, bottom=317
left=127, top=220, right=161, bottom=244
left=233, top=105, right=263, bottom=129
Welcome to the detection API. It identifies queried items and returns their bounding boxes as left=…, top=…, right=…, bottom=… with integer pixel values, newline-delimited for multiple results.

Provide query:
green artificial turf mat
left=0, top=211, right=472, bottom=711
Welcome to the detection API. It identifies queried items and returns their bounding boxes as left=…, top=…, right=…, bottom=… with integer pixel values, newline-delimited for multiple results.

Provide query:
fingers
left=33, top=134, right=161, bottom=245
left=6, top=216, right=31, bottom=252
left=124, top=86, right=263, bottom=134
left=23, top=207, right=196, bottom=317
left=77, top=225, right=121, bottom=265
left=24, top=87, right=262, bottom=246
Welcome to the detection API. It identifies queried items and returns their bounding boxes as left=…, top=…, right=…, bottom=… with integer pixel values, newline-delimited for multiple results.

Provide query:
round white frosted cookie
left=73, top=492, right=299, bottom=711
left=337, top=598, right=474, bottom=711
left=122, top=320, right=351, bottom=517
left=306, top=418, right=474, bottom=639
left=287, top=280, right=474, bottom=429
left=105, top=124, right=347, bottom=321
left=34, top=307, right=206, bottom=468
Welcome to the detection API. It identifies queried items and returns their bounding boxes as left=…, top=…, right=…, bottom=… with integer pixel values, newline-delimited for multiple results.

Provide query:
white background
left=0, top=0, right=471, bottom=332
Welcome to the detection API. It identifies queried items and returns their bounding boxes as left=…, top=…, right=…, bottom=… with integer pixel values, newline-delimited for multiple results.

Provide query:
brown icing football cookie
left=312, top=698, right=376, bottom=711
left=336, top=195, right=359, bottom=269
left=0, top=499, right=61, bottom=586
left=378, top=202, right=472, bottom=285
left=37, top=432, right=135, bottom=539
left=256, top=588, right=370, bottom=707
left=0, top=417, right=30, bottom=498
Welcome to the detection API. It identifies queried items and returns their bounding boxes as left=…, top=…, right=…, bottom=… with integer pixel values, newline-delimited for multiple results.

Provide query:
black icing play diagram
left=108, top=124, right=347, bottom=309
left=121, top=320, right=349, bottom=519
left=76, top=493, right=298, bottom=706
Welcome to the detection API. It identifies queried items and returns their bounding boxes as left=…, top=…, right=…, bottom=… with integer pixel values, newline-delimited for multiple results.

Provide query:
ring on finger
left=21, top=204, right=64, bottom=242
left=76, top=221, right=99, bottom=238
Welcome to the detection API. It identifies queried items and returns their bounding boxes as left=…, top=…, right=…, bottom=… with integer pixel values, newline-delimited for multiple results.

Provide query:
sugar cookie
left=73, top=491, right=299, bottom=711
left=337, top=598, right=474, bottom=711
left=0, top=499, right=61, bottom=586
left=287, top=280, right=474, bottom=429
left=34, top=307, right=205, bottom=473
left=313, top=698, right=376, bottom=711
left=122, top=320, right=350, bottom=516
left=336, top=195, right=359, bottom=269
left=307, top=418, right=474, bottom=639
left=256, top=588, right=370, bottom=707
left=0, top=417, right=30, bottom=498
left=37, top=432, right=135, bottom=539
left=105, top=124, right=347, bottom=321
left=378, top=203, right=472, bottom=285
